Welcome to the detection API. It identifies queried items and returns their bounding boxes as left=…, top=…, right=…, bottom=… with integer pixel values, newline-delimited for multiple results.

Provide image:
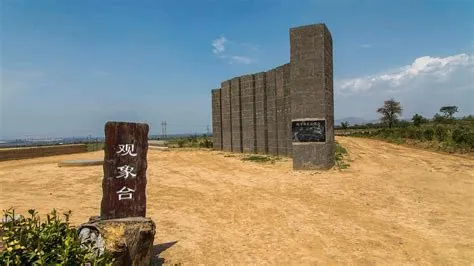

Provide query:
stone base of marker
left=78, top=216, right=156, bottom=266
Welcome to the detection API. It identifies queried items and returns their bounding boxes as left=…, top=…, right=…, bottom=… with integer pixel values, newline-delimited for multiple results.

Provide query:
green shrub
left=379, top=128, right=391, bottom=138
left=0, top=208, right=114, bottom=265
left=434, top=125, right=449, bottom=142
left=177, top=139, right=186, bottom=148
left=402, top=127, right=413, bottom=139
left=335, top=142, right=350, bottom=169
left=395, top=120, right=411, bottom=128
left=198, top=138, right=213, bottom=148
left=413, top=128, right=424, bottom=140
left=451, top=127, right=464, bottom=143
left=423, top=128, right=435, bottom=141
left=452, top=127, right=474, bottom=148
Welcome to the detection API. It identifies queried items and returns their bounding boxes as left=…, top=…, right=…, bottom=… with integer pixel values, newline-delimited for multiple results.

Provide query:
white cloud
left=230, top=56, right=252, bottom=64
left=211, top=36, right=257, bottom=64
left=335, top=53, right=474, bottom=120
left=337, top=53, right=473, bottom=95
left=239, top=42, right=260, bottom=51
left=212, top=36, right=228, bottom=54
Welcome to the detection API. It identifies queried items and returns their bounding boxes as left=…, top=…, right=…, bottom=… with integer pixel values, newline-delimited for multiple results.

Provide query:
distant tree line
left=336, top=98, right=474, bottom=153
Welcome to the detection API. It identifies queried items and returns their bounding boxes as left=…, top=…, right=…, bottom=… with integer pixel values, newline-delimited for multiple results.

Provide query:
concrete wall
left=211, top=23, right=334, bottom=169
left=0, top=144, right=87, bottom=161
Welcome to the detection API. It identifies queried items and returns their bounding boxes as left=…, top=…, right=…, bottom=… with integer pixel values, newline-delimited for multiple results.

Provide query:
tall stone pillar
left=283, top=63, right=292, bottom=157
left=255, top=72, right=268, bottom=154
left=275, top=65, right=286, bottom=156
left=230, top=77, right=243, bottom=153
left=290, top=24, right=335, bottom=169
left=211, top=89, right=222, bottom=150
left=265, top=69, right=278, bottom=156
left=240, top=75, right=256, bottom=153
left=221, top=81, right=232, bottom=152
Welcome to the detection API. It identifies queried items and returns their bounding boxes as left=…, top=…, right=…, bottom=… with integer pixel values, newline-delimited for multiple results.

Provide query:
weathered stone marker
left=79, top=121, right=155, bottom=265
left=101, top=121, right=149, bottom=220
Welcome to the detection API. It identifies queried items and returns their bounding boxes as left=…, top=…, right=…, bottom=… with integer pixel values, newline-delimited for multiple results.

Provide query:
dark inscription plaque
left=292, top=119, right=326, bottom=143
left=101, top=121, right=149, bottom=220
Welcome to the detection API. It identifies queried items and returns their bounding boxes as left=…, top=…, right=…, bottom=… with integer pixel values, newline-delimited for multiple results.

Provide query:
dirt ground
left=1, top=136, right=473, bottom=264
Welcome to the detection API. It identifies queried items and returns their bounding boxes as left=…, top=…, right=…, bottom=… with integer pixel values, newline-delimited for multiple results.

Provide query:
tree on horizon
left=377, top=98, right=403, bottom=128
left=341, top=121, right=349, bottom=130
left=412, top=114, right=428, bottom=127
left=440, top=106, right=458, bottom=119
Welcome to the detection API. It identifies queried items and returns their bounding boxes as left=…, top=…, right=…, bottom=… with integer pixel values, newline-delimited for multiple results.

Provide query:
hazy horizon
left=1, top=0, right=473, bottom=139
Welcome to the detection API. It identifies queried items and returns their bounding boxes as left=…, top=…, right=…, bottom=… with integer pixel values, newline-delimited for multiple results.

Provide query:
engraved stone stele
left=101, top=121, right=149, bottom=220
left=78, top=121, right=155, bottom=266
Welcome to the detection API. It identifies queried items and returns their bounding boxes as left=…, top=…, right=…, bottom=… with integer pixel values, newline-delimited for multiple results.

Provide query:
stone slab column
left=275, top=65, right=287, bottom=157
left=240, top=75, right=256, bottom=153
left=254, top=72, right=268, bottom=154
left=283, top=63, right=292, bottom=157
left=211, top=89, right=223, bottom=150
left=230, top=77, right=243, bottom=153
left=265, top=69, right=278, bottom=156
left=290, top=24, right=335, bottom=169
left=221, top=81, right=232, bottom=152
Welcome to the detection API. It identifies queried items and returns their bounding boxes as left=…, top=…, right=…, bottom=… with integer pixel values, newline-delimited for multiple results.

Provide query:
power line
left=161, top=121, right=167, bottom=139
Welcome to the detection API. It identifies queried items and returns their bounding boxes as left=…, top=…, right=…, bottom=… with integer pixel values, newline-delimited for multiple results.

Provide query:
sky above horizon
left=1, top=0, right=473, bottom=139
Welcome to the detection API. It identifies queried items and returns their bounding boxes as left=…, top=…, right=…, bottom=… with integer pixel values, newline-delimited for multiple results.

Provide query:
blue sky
left=1, top=0, right=473, bottom=139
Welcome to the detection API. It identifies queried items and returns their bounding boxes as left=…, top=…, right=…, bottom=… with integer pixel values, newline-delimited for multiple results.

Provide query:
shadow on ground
left=151, top=241, right=178, bottom=265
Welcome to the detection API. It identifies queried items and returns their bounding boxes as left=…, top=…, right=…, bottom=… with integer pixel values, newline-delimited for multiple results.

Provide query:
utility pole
left=206, top=125, right=210, bottom=136
left=161, top=121, right=167, bottom=139
left=161, top=121, right=164, bottom=139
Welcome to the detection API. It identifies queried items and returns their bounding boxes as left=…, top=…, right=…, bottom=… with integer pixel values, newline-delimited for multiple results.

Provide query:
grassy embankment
left=335, top=116, right=474, bottom=154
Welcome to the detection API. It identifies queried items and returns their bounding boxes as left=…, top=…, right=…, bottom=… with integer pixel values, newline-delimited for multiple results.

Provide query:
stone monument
left=79, top=121, right=156, bottom=266
left=290, top=24, right=335, bottom=170
left=101, top=121, right=149, bottom=219
left=210, top=23, right=335, bottom=170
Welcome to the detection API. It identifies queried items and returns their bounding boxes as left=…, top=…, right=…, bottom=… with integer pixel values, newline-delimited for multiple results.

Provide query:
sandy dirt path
left=1, top=136, right=473, bottom=264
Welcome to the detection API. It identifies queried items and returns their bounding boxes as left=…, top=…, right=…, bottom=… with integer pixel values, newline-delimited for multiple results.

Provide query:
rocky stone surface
left=78, top=216, right=156, bottom=266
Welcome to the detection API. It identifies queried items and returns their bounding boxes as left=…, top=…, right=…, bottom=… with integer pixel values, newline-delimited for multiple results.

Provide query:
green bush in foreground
left=0, top=208, right=114, bottom=265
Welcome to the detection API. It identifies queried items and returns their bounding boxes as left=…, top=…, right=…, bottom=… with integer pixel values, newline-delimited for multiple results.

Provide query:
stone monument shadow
left=151, top=241, right=178, bottom=265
